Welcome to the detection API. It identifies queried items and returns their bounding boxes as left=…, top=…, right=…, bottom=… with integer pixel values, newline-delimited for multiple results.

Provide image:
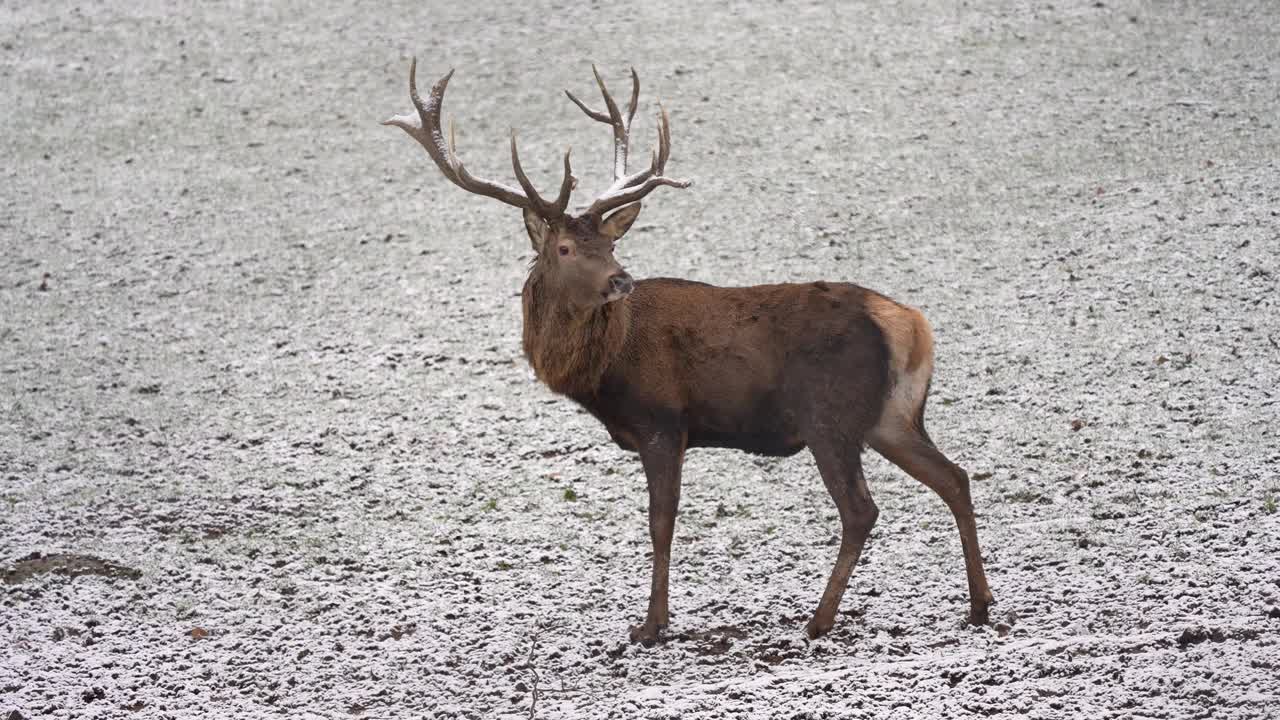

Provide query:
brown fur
left=384, top=60, right=991, bottom=644
left=521, top=271, right=993, bottom=642
left=522, top=267, right=631, bottom=398
left=864, top=294, right=934, bottom=376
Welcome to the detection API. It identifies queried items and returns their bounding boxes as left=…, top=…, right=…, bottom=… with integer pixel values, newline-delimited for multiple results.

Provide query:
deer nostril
left=609, top=272, right=634, bottom=296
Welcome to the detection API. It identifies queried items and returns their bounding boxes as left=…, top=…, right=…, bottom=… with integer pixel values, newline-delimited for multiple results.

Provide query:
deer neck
left=521, top=274, right=630, bottom=398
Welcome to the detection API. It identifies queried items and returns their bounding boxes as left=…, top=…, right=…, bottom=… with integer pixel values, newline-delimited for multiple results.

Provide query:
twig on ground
left=524, top=622, right=602, bottom=718
left=526, top=631, right=540, bottom=720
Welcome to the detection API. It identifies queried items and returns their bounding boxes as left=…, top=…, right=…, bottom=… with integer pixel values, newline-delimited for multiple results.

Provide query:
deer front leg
left=630, top=430, right=686, bottom=646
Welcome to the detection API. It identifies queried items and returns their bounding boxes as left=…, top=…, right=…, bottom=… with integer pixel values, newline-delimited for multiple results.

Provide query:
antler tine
left=587, top=176, right=691, bottom=217
left=565, top=89, right=610, bottom=123
left=655, top=102, right=672, bottom=173
left=625, top=68, right=640, bottom=128
left=510, top=131, right=577, bottom=218
left=384, top=59, right=573, bottom=219
left=566, top=64, right=633, bottom=182
left=381, top=58, right=452, bottom=179
left=586, top=104, right=690, bottom=217
left=591, top=65, right=625, bottom=128
left=552, top=147, right=577, bottom=215
left=610, top=103, right=670, bottom=190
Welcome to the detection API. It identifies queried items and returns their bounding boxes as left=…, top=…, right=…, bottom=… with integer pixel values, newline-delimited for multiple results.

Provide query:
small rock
left=81, top=687, right=105, bottom=703
left=1177, top=628, right=1208, bottom=647
left=995, top=622, right=1012, bottom=638
left=9, top=710, right=27, bottom=720
left=1268, top=606, right=1280, bottom=620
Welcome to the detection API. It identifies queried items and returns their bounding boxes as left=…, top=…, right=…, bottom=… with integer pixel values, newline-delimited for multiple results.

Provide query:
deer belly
left=685, top=394, right=805, bottom=457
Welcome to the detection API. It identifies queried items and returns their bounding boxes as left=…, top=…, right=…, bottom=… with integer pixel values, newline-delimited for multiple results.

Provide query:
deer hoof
left=804, top=617, right=833, bottom=640
left=968, top=598, right=994, bottom=627
left=628, top=621, right=666, bottom=647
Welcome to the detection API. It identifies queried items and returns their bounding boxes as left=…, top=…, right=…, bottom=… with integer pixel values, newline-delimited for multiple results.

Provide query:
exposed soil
left=2, top=1, right=1279, bottom=718
left=2, top=553, right=141, bottom=586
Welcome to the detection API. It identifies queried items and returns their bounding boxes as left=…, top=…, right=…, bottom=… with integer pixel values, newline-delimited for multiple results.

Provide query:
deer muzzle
left=605, top=271, right=635, bottom=302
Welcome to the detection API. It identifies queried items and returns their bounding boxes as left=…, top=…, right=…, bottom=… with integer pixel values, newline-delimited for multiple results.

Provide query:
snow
left=3, top=0, right=1279, bottom=718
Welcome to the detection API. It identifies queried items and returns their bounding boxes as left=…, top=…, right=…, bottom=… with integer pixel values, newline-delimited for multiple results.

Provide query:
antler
left=383, top=58, right=575, bottom=220
left=565, top=65, right=639, bottom=182
left=566, top=65, right=691, bottom=217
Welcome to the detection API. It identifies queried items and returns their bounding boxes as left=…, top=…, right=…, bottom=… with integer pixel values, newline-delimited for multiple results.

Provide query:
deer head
left=383, top=60, right=690, bottom=310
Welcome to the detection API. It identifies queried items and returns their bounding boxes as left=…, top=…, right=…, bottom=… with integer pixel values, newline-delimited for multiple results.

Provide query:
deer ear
left=523, top=208, right=549, bottom=252
left=600, top=203, right=642, bottom=240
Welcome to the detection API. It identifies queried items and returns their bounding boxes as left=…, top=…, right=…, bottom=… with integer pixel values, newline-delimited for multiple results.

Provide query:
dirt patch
left=670, top=625, right=749, bottom=656
left=2, top=552, right=141, bottom=585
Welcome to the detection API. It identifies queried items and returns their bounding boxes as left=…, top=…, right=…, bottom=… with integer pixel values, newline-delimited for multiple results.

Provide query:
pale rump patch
left=865, top=294, right=935, bottom=437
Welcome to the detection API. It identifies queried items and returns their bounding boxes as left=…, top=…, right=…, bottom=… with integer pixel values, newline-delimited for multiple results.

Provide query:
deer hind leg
left=805, top=442, right=878, bottom=639
left=871, top=425, right=995, bottom=625
left=867, top=295, right=993, bottom=625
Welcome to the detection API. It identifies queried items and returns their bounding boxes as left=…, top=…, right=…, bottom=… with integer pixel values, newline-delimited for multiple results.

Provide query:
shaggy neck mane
left=522, top=268, right=630, bottom=398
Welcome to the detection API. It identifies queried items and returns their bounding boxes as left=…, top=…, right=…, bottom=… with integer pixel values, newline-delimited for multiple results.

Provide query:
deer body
left=386, top=61, right=994, bottom=644
left=528, top=278, right=894, bottom=458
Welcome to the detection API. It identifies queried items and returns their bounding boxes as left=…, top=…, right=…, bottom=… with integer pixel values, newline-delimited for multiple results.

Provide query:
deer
left=383, top=60, right=995, bottom=645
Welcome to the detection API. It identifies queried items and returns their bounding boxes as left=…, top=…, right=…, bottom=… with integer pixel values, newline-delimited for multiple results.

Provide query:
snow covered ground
left=2, top=1, right=1278, bottom=717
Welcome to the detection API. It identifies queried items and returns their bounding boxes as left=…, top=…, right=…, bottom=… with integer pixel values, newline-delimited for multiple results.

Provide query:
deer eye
left=558, top=245, right=570, bottom=256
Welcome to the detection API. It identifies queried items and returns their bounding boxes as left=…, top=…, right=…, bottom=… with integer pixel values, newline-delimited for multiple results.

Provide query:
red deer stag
left=383, top=60, right=994, bottom=644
